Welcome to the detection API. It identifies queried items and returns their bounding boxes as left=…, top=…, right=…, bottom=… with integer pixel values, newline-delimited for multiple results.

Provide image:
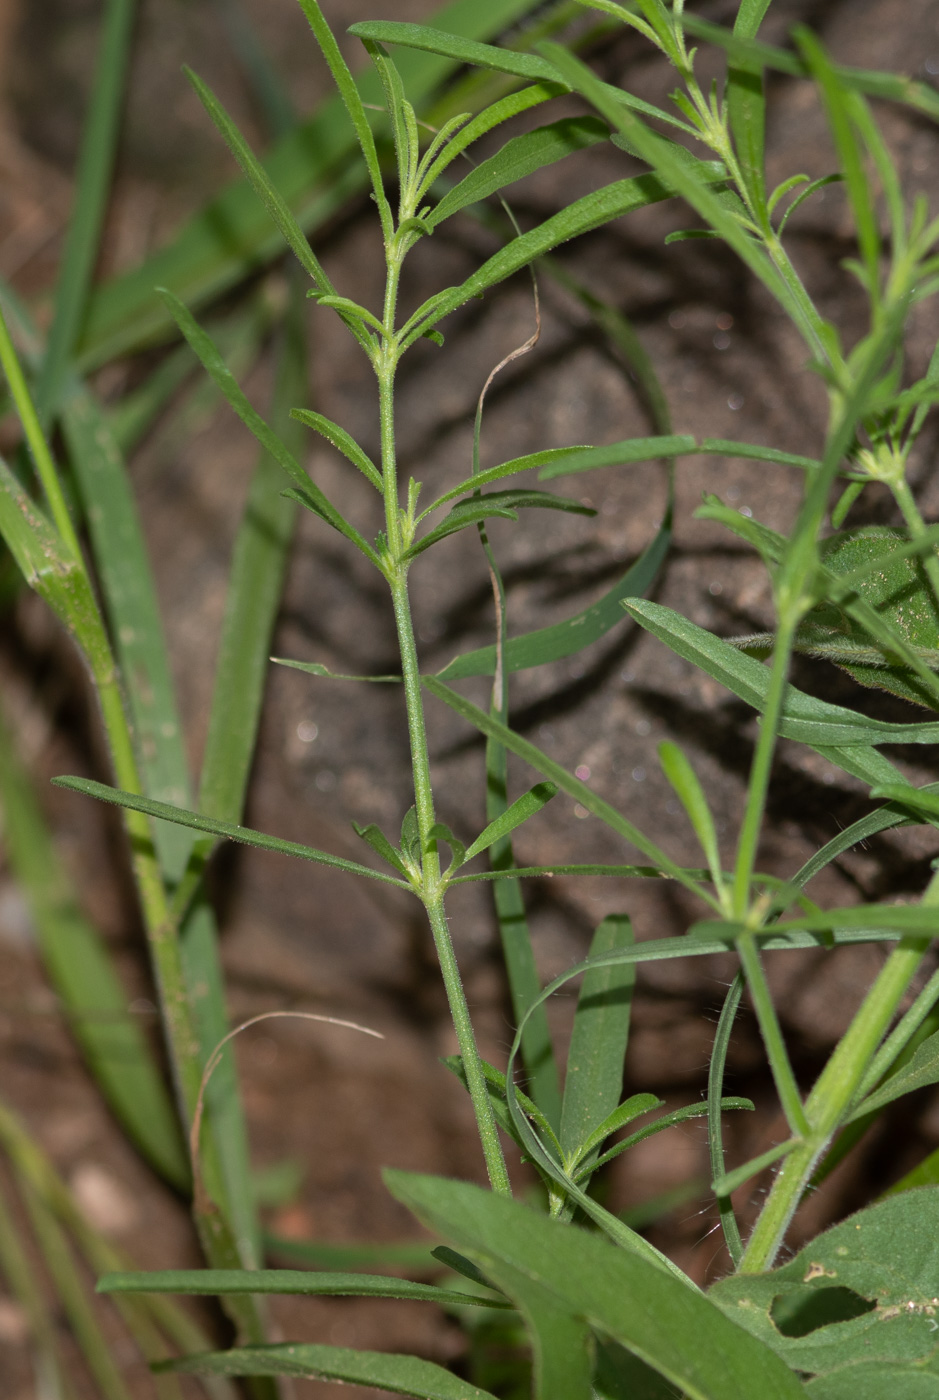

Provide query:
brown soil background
left=2, top=0, right=939, bottom=1396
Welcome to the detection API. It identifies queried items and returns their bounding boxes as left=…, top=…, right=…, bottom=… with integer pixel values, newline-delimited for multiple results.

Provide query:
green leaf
left=415, top=83, right=562, bottom=198
left=422, top=674, right=708, bottom=900
left=560, top=915, right=635, bottom=1169
left=442, top=1055, right=560, bottom=1159
left=436, top=512, right=670, bottom=679
left=0, top=705, right=188, bottom=1188
left=51, top=776, right=410, bottom=889
left=658, top=742, right=724, bottom=895
left=572, top=1092, right=662, bottom=1170
left=400, top=167, right=725, bottom=347
left=273, top=657, right=401, bottom=682
left=709, top=1188, right=939, bottom=1378
left=32, top=0, right=136, bottom=425
left=98, top=1268, right=508, bottom=1309
left=697, top=438, right=820, bottom=472
left=623, top=599, right=939, bottom=747
left=387, top=1171, right=805, bottom=1398
left=847, top=1029, right=939, bottom=1123
left=427, top=115, right=609, bottom=227
left=424, top=436, right=688, bottom=517
left=183, top=67, right=341, bottom=304
left=708, top=973, right=746, bottom=1266
left=585, top=1098, right=754, bottom=1180
left=159, top=1340, right=500, bottom=1396
left=726, top=0, right=767, bottom=215
left=406, top=489, right=591, bottom=559
left=353, top=823, right=411, bottom=880
left=76, top=0, right=567, bottom=368
left=290, top=408, right=382, bottom=490
left=463, top=781, right=557, bottom=863
left=159, top=289, right=381, bottom=569
left=0, top=453, right=112, bottom=682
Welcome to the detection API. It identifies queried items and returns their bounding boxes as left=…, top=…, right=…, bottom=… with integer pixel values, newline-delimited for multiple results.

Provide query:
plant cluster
left=2, top=0, right=939, bottom=1396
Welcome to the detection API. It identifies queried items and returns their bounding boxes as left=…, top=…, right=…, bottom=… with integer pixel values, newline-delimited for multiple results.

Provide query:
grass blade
left=0, top=1164, right=72, bottom=1400
left=0, top=705, right=188, bottom=1188
left=33, top=0, right=136, bottom=425
left=560, top=915, right=635, bottom=1168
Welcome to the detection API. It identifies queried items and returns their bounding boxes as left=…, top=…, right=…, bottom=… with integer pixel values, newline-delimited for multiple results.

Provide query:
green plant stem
left=892, top=475, right=939, bottom=612
left=732, top=615, right=797, bottom=916
left=741, top=931, right=934, bottom=1272
left=376, top=260, right=509, bottom=1192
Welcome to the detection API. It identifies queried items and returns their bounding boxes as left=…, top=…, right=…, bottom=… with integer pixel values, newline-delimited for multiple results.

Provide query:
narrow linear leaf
left=463, top=781, right=557, bottom=863
left=159, top=289, right=380, bottom=568
left=290, top=408, right=382, bottom=490
left=437, top=514, right=670, bottom=679
left=51, top=776, right=410, bottom=888
left=160, top=1341, right=500, bottom=1397
left=560, top=915, right=635, bottom=1168
left=427, top=115, right=609, bottom=228
left=273, top=657, right=401, bottom=682
left=98, top=1269, right=509, bottom=1309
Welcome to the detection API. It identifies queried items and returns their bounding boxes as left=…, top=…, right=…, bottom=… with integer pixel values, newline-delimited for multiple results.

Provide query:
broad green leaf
left=623, top=599, right=939, bottom=747
left=594, top=1341, right=682, bottom=1399
left=0, top=707, right=188, bottom=1188
left=387, top=1171, right=805, bottom=1399
left=160, top=1341, right=500, bottom=1396
left=847, top=1029, right=939, bottom=1122
left=560, top=915, right=635, bottom=1167
left=427, top=115, right=609, bottom=227
left=436, top=513, right=670, bottom=679
left=710, top=1188, right=939, bottom=1377
left=290, top=408, right=382, bottom=490
left=463, top=781, right=557, bottom=862
left=51, top=776, right=410, bottom=888
left=805, top=1366, right=939, bottom=1399
left=808, top=527, right=939, bottom=707
left=98, top=1268, right=508, bottom=1309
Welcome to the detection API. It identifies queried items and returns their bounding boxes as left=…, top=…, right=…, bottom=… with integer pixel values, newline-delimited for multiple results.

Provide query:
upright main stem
left=376, top=318, right=510, bottom=1194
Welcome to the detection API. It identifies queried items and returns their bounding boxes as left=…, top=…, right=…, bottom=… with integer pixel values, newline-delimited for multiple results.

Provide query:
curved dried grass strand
left=190, top=1011, right=383, bottom=1213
